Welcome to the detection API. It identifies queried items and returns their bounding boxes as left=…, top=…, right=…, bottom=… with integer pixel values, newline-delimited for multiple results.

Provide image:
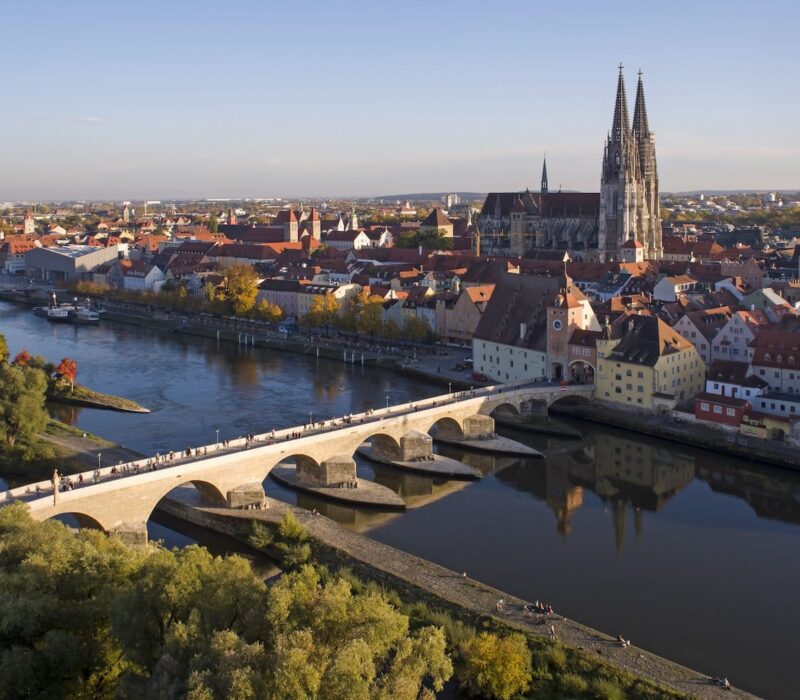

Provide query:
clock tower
left=546, top=274, right=601, bottom=381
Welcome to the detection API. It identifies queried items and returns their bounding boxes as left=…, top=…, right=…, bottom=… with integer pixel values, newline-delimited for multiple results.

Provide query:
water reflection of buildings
left=695, top=456, right=800, bottom=526
left=496, top=432, right=696, bottom=547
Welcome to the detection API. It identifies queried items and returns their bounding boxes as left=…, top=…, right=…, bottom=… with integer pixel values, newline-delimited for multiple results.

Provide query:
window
left=626, top=383, right=633, bottom=391
left=726, top=408, right=735, bottom=416
left=637, top=385, right=644, bottom=393
left=637, top=371, right=644, bottom=379
left=615, top=387, right=622, bottom=394
left=626, top=370, right=632, bottom=377
left=701, top=402, right=710, bottom=411
left=714, top=405, right=722, bottom=414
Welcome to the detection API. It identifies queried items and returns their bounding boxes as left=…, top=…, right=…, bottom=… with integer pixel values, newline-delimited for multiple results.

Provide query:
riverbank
left=0, top=420, right=141, bottom=482
left=552, top=399, right=800, bottom=471
left=49, top=384, right=150, bottom=413
left=159, top=495, right=752, bottom=699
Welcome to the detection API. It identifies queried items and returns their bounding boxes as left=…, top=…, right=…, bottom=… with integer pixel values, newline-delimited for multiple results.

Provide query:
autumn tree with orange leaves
left=55, top=357, right=78, bottom=391
left=11, top=350, right=31, bottom=367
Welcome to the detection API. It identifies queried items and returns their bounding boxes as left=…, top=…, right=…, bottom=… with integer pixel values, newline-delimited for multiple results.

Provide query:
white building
left=122, top=262, right=165, bottom=292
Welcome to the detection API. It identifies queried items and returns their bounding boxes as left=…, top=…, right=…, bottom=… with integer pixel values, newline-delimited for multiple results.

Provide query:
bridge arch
left=568, top=360, right=595, bottom=384
left=548, top=391, right=593, bottom=409
left=146, top=478, right=228, bottom=523
left=48, top=512, right=105, bottom=531
left=349, top=432, right=403, bottom=461
left=426, top=416, right=465, bottom=440
left=490, top=402, right=521, bottom=417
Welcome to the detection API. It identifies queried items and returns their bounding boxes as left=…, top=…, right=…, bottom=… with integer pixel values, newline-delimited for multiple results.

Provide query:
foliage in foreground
left=0, top=505, right=452, bottom=699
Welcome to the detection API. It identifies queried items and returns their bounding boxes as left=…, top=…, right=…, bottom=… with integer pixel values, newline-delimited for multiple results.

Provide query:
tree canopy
left=0, top=506, right=453, bottom=700
left=0, top=361, right=49, bottom=447
left=223, top=264, right=260, bottom=316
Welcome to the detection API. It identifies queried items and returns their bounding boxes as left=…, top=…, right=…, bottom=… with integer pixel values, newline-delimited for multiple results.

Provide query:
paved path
left=189, top=499, right=755, bottom=700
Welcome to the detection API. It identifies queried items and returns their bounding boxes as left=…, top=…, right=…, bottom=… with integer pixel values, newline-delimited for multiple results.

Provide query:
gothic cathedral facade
left=598, top=66, right=662, bottom=261
left=479, top=67, right=662, bottom=262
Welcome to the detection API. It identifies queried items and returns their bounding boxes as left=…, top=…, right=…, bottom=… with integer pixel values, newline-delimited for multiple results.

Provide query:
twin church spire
left=598, top=65, right=661, bottom=260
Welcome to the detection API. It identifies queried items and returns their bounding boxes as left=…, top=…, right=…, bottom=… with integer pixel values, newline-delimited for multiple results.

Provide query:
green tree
left=208, top=212, right=219, bottom=233
left=402, top=316, right=433, bottom=341
left=0, top=334, right=8, bottom=363
left=460, top=632, right=532, bottom=700
left=0, top=508, right=454, bottom=700
left=0, top=363, right=49, bottom=446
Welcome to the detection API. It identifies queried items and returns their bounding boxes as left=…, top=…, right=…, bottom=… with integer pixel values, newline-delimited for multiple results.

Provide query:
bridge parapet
left=1, top=381, right=594, bottom=540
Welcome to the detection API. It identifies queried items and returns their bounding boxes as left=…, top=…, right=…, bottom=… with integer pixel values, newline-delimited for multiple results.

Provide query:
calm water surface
left=1, top=300, right=798, bottom=698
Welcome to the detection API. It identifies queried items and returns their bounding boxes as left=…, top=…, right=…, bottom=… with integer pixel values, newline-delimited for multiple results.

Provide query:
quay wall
left=552, top=401, right=800, bottom=471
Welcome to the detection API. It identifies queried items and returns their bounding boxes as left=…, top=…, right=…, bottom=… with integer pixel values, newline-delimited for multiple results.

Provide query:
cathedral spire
left=540, top=154, right=548, bottom=193
left=611, top=63, right=630, bottom=144
left=632, top=69, right=650, bottom=140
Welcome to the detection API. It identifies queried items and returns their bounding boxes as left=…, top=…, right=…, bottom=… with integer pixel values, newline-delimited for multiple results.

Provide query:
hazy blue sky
left=2, top=0, right=797, bottom=200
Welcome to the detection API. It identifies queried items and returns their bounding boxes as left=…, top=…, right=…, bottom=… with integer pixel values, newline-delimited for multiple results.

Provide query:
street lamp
left=385, top=394, right=390, bottom=409
left=97, top=453, right=102, bottom=470
left=448, top=382, right=452, bottom=394
left=215, top=428, right=220, bottom=445
left=309, top=411, right=313, bottom=426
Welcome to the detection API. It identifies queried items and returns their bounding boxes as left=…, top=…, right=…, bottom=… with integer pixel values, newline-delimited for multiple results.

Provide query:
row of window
left=699, top=402, right=737, bottom=417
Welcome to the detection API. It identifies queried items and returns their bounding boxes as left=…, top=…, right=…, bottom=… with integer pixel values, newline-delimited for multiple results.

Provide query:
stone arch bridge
left=2, top=382, right=593, bottom=543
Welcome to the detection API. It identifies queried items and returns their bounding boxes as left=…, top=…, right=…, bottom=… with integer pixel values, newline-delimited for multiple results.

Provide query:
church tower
left=632, top=71, right=662, bottom=259
left=541, top=156, right=548, bottom=194
left=598, top=66, right=641, bottom=261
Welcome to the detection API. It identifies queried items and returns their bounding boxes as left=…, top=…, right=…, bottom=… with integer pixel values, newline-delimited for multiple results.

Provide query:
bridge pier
left=462, top=414, right=495, bottom=440
left=109, top=521, right=148, bottom=547
left=518, top=399, right=548, bottom=418
left=297, top=455, right=356, bottom=487
left=227, top=482, right=267, bottom=510
left=399, top=430, right=434, bottom=460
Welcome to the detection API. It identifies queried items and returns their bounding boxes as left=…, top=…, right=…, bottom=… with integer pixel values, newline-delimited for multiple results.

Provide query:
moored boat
left=70, top=306, right=101, bottom=325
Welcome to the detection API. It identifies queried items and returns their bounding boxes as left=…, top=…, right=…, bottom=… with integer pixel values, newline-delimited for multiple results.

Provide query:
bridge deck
left=2, top=381, right=593, bottom=510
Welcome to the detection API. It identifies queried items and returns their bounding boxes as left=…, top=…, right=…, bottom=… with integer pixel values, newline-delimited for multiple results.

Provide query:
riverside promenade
left=161, top=496, right=756, bottom=700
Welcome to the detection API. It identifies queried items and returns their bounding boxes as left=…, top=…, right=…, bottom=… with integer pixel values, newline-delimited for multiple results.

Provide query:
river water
left=1, top=300, right=797, bottom=698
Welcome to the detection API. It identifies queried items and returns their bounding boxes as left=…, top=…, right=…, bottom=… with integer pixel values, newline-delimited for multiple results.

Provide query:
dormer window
left=765, top=353, right=771, bottom=362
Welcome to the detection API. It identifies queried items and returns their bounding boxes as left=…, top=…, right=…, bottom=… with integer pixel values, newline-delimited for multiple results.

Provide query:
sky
left=1, top=0, right=798, bottom=200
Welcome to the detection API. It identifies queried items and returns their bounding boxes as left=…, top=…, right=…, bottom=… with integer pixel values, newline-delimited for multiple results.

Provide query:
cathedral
left=478, top=67, right=662, bottom=262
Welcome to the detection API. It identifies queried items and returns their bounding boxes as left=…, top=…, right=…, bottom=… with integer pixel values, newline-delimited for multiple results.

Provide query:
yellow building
left=596, top=314, right=704, bottom=411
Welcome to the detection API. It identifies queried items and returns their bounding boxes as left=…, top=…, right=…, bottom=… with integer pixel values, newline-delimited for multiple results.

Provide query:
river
left=1, top=300, right=798, bottom=698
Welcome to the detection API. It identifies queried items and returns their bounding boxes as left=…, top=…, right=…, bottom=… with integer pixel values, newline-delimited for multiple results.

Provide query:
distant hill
left=361, top=192, right=487, bottom=202
left=664, top=189, right=800, bottom=196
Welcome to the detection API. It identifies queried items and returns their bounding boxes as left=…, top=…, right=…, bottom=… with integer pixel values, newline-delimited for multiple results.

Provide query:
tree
left=55, top=357, right=78, bottom=391
left=301, top=294, right=341, bottom=334
left=223, top=265, right=259, bottom=316
left=256, top=298, right=283, bottom=324
left=460, top=632, right=532, bottom=700
left=356, top=294, right=385, bottom=336
left=0, top=507, right=454, bottom=699
left=11, top=349, right=31, bottom=367
left=0, top=363, right=49, bottom=447
left=402, top=316, right=433, bottom=341
left=0, top=334, right=8, bottom=364
left=208, top=212, right=219, bottom=233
